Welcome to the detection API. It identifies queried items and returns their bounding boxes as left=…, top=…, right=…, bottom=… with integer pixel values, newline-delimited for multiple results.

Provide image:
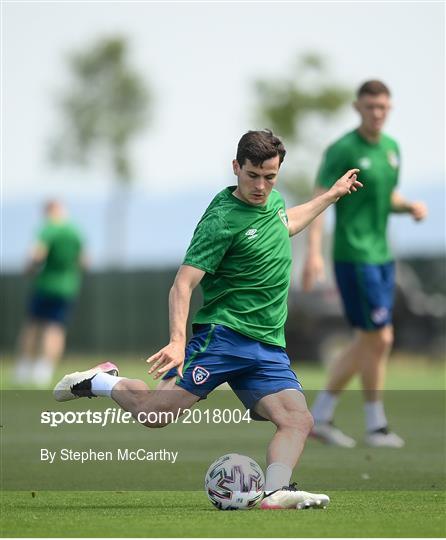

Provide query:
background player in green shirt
left=14, top=200, right=86, bottom=387
left=55, top=130, right=361, bottom=509
left=303, top=80, right=427, bottom=448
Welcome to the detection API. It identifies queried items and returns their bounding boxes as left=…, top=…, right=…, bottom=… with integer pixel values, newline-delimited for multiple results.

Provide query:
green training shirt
left=183, top=187, right=292, bottom=347
left=317, top=130, right=400, bottom=264
left=34, top=221, right=84, bottom=299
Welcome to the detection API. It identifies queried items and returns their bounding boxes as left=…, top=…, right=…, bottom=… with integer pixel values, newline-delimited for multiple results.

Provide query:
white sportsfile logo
left=245, top=229, right=258, bottom=239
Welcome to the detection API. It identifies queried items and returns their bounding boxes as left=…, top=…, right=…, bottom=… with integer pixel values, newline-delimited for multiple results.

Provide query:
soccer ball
left=204, top=453, right=265, bottom=510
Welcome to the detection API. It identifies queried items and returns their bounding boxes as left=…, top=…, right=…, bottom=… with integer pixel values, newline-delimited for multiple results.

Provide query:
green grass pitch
left=1, top=356, right=445, bottom=537
left=2, top=490, right=444, bottom=537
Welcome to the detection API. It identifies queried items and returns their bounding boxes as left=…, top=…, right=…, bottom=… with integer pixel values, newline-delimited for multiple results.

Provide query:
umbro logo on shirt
left=245, top=229, right=258, bottom=239
left=358, top=157, right=372, bottom=170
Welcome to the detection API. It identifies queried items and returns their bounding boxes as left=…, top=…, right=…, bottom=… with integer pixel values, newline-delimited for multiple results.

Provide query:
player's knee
left=382, top=327, right=394, bottom=348
left=275, top=408, right=313, bottom=435
left=373, top=327, right=394, bottom=354
left=300, top=409, right=314, bottom=434
left=362, top=327, right=393, bottom=356
left=306, top=410, right=315, bottom=432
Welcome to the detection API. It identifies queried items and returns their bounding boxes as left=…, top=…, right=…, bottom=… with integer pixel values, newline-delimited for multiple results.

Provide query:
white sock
left=311, top=390, right=339, bottom=424
left=13, top=357, right=33, bottom=384
left=32, top=357, right=54, bottom=387
left=364, top=401, right=387, bottom=432
left=91, top=372, right=124, bottom=397
left=264, top=462, right=292, bottom=492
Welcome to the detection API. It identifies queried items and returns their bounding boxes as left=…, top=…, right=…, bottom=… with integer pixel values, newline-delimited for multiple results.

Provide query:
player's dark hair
left=357, top=80, right=391, bottom=98
left=236, top=130, right=286, bottom=167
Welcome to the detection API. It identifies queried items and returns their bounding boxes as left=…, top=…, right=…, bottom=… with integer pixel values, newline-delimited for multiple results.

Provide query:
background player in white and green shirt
left=55, top=130, right=362, bottom=509
left=303, top=81, right=427, bottom=448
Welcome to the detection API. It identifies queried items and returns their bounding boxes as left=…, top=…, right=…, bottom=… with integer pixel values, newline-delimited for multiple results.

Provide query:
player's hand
left=302, top=253, right=325, bottom=292
left=409, top=201, right=427, bottom=222
left=329, top=169, right=363, bottom=201
left=146, top=342, right=185, bottom=380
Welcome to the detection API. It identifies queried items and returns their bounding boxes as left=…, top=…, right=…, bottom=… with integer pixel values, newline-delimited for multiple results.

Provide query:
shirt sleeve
left=37, top=225, right=52, bottom=246
left=394, top=143, right=401, bottom=187
left=183, top=212, right=232, bottom=274
left=316, top=144, right=348, bottom=189
left=73, top=227, right=85, bottom=252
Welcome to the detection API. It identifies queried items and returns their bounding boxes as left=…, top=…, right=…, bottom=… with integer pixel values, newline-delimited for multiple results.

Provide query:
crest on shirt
left=278, top=209, right=288, bottom=228
left=192, top=366, right=210, bottom=385
left=358, top=157, right=372, bottom=170
left=387, top=150, right=399, bottom=169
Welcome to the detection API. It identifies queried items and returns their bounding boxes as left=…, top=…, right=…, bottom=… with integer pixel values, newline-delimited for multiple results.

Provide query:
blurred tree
left=50, top=36, right=150, bottom=267
left=254, top=52, right=351, bottom=201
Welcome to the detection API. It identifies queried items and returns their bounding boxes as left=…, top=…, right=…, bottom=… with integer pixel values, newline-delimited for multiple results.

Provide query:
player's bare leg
left=312, top=325, right=403, bottom=447
left=325, top=333, right=363, bottom=394
left=255, top=389, right=329, bottom=510
left=110, top=377, right=199, bottom=427
left=255, top=390, right=313, bottom=469
left=31, top=323, right=66, bottom=387
left=41, top=323, right=66, bottom=366
left=310, top=333, right=363, bottom=447
left=358, top=325, right=403, bottom=447
left=54, top=365, right=199, bottom=428
left=19, top=321, right=41, bottom=357
left=13, top=321, right=41, bottom=385
left=358, top=326, right=393, bottom=401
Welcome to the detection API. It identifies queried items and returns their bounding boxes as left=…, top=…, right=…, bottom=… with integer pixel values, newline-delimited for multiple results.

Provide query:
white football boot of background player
left=311, top=422, right=357, bottom=448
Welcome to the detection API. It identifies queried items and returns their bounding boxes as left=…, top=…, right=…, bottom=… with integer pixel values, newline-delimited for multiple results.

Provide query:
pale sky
left=3, top=1, right=445, bottom=201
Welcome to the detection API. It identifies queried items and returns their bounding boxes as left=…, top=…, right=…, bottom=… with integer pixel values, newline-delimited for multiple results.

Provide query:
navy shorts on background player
left=163, top=323, right=302, bottom=420
left=28, top=292, right=73, bottom=325
left=334, top=261, right=395, bottom=330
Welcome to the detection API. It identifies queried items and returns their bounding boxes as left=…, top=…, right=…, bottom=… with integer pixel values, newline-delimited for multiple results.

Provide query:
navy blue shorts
left=334, top=261, right=395, bottom=330
left=28, top=292, right=73, bottom=325
left=163, top=324, right=302, bottom=420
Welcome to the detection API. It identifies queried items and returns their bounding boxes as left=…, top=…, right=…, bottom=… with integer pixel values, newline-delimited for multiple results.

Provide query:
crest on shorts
left=371, top=307, right=389, bottom=325
left=192, top=366, right=210, bottom=385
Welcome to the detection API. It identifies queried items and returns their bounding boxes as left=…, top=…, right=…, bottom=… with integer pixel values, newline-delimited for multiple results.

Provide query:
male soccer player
left=14, top=200, right=86, bottom=387
left=303, top=81, right=427, bottom=448
left=54, top=130, right=361, bottom=509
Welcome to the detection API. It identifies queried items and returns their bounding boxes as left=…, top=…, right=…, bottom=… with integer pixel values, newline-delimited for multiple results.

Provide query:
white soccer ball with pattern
left=205, top=453, right=265, bottom=510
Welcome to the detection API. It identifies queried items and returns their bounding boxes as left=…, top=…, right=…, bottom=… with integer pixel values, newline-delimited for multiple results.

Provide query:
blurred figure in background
left=13, top=200, right=86, bottom=387
left=303, top=80, right=427, bottom=448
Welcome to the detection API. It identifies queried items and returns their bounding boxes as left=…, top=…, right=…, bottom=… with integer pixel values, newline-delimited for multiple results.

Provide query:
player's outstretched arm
left=391, top=191, right=427, bottom=221
left=286, top=169, right=362, bottom=237
left=302, top=188, right=328, bottom=292
left=146, top=265, right=205, bottom=380
left=25, top=241, right=48, bottom=274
